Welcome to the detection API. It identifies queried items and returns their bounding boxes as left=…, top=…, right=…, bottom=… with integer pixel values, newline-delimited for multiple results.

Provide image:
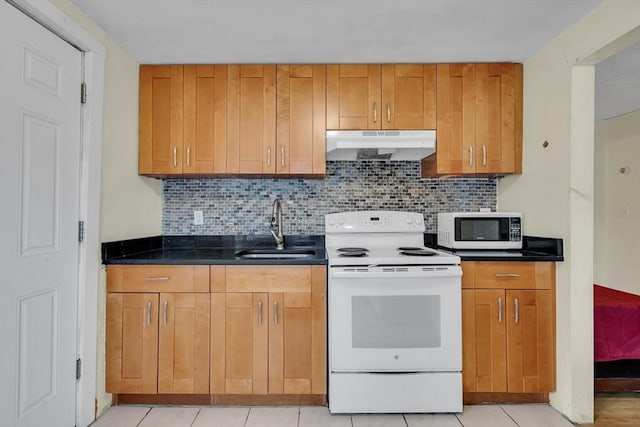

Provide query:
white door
left=0, top=1, right=82, bottom=426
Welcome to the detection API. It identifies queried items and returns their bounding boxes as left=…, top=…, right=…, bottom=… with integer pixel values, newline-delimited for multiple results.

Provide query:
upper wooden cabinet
left=140, top=64, right=326, bottom=177
left=183, top=65, right=228, bottom=174
left=326, top=64, right=436, bottom=130
left=276, top=65, right=326, bottom=175
left=139, top=65, right=184, bottom=175
left=422, top=63, right=523, bottom=177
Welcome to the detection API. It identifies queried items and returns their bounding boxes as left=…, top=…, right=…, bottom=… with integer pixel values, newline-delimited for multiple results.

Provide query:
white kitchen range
left=325, top=211, right=463, bottom=413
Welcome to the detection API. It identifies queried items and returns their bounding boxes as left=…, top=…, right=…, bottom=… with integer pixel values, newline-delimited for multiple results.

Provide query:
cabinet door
left=139, top=65, right=183, bottom=175
left=211, top=292, right=268, bottom=394
left=268, top=290, right=327, bottom=395
left=506, top=290, right=555, bottom=392
left=227, top=65, right=276, bottom=174
left=276, top=65, right=326, bottom=175
left=106, top=293, right=158, bottom=394
left=462, top=289, right=507, bottom=392
left=434, top=63, right=476, bottom=175
left=183, top=65, right=227, bottom=174
left=475, top=63, right=523, bottom=174
left=381, top=64, right=436, bottom=130
left=326, top=64, right=381, bottom=130
left=158, top=293, right=210, bottom=394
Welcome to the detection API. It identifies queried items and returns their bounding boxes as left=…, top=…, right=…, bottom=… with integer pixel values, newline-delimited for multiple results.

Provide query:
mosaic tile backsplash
left=163, top=162, right=497, bottom=235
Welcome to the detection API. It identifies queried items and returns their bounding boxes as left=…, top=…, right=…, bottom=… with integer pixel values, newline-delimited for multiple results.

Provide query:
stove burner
left=399, top=248, right=437, bottom=256
left=338, top=252, right=369, bottom=258
left=337, top=247, right=369, bottom=253
left=397, top=247, right=423, bottom=251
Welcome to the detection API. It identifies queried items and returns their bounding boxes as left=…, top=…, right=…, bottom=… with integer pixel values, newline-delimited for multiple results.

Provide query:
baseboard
left=112, top=394, right=327, bottom=406
left=464, top=392, right=548, bottom=404
left=595, top=378, right=640, bottom=392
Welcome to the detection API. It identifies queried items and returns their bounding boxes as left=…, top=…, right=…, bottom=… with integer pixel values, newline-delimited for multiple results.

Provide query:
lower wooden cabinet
left=106, top=264, right=327, bottom=401
left=211, top=265, right=327, bottom=396
left=106, top=265, right=211, bottom=395
left=461, top=262, right=556, bottom=396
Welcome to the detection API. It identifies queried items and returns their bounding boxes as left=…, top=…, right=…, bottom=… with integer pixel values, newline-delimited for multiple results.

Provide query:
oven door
left=329, top=265, right=461, bottom=372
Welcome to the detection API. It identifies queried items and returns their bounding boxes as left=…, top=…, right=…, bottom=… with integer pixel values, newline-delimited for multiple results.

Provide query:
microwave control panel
left=509, top=217, right=521, bottom=241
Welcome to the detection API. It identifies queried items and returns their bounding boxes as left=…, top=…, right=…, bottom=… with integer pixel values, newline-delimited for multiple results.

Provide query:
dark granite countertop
left=424, top=234, right=564, bottom=262
left=102, top=235, right=327, bottom=265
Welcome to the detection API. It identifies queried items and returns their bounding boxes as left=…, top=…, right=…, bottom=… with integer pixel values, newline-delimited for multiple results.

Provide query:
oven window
left=352, top=295, right=441, bottom=348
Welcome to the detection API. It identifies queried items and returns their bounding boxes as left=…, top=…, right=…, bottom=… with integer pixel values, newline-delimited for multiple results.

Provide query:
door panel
left=506, top=290, right=554, bottom=392
left=139, top=65, right=183, bottom=174
left=326, top=64, right=381, bottom=129
left=462, top=289, right=507, bottom=392
left=158, top=293, right=210, bottom=394
left=106, top=293, right=159, bottom=394
left=227, top=65, right=276, bottom=173
left=0, top=2, right=82, bottom=424
left=276, top=65, right=326, bottom=174
left=382, top=64, right=436, bottom=129
left=183, top=65, right=227, bottom=174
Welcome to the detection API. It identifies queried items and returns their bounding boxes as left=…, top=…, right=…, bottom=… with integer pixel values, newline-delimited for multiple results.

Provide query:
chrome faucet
left=269, top=198, right=285, bottom=250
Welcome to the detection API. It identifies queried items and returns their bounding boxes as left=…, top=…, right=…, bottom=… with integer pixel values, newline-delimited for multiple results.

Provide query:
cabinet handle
left=373, top=101, right=377, bottom=123
left=186, top=146, right=191, bottom=167
left=273, top=301, right=279, bottom=326
left=497, top=297, right=503, bottom=323
left=514, top=298, right=520, bottom=324
left=280, top=146, right=285, bottom=167
left=258, top=301, right=263, bottom=325
left=266, top=146, right=271, bottom=167
left=162, top=300, right=168, bottom=326
left=146, top=301, right=152, bottom=326
left=386, top=102, right=391, bottom=122
left=496, top=273, right=521, bottom=279
left=173, top=146, right=177, bottom=168
left=469, top=146, right=473, bottom=166
left=144, top=276, right=170, bottom=281
left=482, top=145, right=487, bottom=166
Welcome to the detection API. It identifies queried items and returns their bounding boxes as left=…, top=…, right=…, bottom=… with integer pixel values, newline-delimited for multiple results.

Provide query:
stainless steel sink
left=235, top=249, right=316, bottom=259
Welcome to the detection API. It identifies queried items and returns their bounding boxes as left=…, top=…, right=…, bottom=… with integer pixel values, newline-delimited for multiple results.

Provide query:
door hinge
left=78, top=220, right=85, bottom=243
left=81, top=82, right=87, bottom=104
left=76, top=358, right=82, bottom=380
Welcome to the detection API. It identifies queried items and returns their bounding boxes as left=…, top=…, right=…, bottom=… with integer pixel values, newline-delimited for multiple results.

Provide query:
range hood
left=326, top=130, right=436, bottom=161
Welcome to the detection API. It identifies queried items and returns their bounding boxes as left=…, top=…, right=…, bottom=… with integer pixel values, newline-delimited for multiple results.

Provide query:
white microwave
left=437, top=212, right=522, bottom=250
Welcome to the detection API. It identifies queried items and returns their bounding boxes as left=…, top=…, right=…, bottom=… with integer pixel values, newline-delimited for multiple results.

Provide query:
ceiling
left=69, top=0, right=639, bottom=120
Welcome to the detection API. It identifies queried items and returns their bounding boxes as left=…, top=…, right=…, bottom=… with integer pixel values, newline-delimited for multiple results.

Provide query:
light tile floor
left=90, top=404, right=576, bottom=427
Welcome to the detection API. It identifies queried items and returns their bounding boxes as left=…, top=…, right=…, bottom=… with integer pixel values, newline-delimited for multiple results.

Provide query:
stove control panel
left=326, top=211, right=426, bottom=233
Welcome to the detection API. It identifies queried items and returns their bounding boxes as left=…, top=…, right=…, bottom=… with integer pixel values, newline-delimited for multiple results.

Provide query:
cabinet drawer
left=463, top=262, right=554, bottom=290
left=225, top=265, right=312, bottom=293
left=107, top=265, right=210, bottom=292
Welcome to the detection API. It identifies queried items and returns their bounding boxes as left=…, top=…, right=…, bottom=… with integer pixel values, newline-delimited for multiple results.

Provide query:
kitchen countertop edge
left=102, top=235, right=327, bottom=265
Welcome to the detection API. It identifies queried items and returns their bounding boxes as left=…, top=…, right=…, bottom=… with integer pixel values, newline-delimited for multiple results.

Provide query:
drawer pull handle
left=162, top=300, right=168, bottom=326
left=273, top=301, right=279, bottom=326
left=258, top=301, right=263, bottom=325
left=144, top=276, right=170, bottom=281
left=514, top=298, right=520, bottom=324
left=497, top=297, right=503, bottom=323
left=146, top=301, right=152, bottom=326
left=496, top=273, right=520, bottom=278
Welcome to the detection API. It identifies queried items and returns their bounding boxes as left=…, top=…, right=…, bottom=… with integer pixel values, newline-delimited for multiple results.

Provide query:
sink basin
left=235, top=249, right=316, bottom=259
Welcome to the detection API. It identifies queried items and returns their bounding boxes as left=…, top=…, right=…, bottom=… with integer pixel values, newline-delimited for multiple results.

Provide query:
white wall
left=594, top=110, right=640, bottom=295
left=49, top=0, right=163, bottom=416
left=499, top=1, right=640, bottom=423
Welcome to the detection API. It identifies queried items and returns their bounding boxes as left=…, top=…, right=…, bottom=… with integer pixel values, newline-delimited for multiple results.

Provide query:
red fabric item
left=594, top=284, right=640, bottom=361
